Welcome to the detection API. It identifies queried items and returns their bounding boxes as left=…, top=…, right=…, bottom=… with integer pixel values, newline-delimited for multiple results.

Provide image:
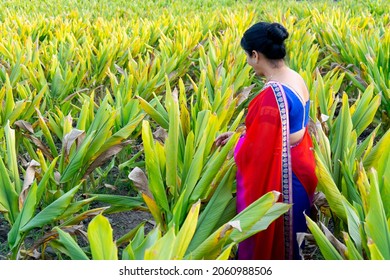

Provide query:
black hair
left=240, top=22, right=289, bottom=60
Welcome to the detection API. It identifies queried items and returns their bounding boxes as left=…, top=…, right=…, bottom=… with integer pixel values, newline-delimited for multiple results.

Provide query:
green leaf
left=182, top=131, right=207, bottom=201
left=238, top=203, right=291, bottom=242
left=128, top=225, right=146, bottom=253
left=8, top=101, right=28, bottom=126
left=87, top=194, right=146, bottom=214
left=8, top=182, right=38, bottom=249
left=356, top=125, right=380, bottom=159
left=343, top=232, right=363, bottom=260
left=180, top=131, right=195, bottom=188
left=54, top=227, right=89, bottom=260
left=228, top=109, right=245, bottom=132
left=142, top=120, right=170, bottom=213
left=60, top=207, right=106, bottom=227
left=4, top=77, right=15, bottom=122
left=36, top=157, right=59, bottom=202
left=171, top=201, right=201, bottom=259
left=364, top=129, right=390, bottom=170
left=133, top=226, right=161, bottom=260
left=137, top=96, right=169, bottom=129
left=314, top=152, right=347, bottom=221
left=5, top=121, right=21, bottom=194
left=116, top=222, right=146, bottom=248
left=60, top=133, right=94, bottom=183
left=190, top=132, right=239, bottom=201
left=331, top=94, right=353, bottom=186
left=165, top=87, right=179, bottom=198
left=187, top=166, right=234, bottom=252
left=36, top=108, right=59, bottom=157
left=84, top=107, right=116, bottom=163
left=188, top=191, right=286, bottom=260
left=216, top=244, right=234, bottom=260
left=351, top=84, right=380, bottom=137
left=0, top=156, right=19, bottom=224
left=305, top=215, right=343, bottom=260
left=144, top=227, right=175, bottom=260
left=341, top=198, right=362, bottom=253
left=378, top=155, right=390, bottom=218
left=21, top=184, right=80, bottom=232
left=365, top=169, right=390, bottom=259
left=173, top=131, right=207, bottom=226
left=87, top=214, right=118, bottom=260
left=367, top=240, right=385, bottom=260
left=185, top=221, right=234, bottom=260
left=99, top=113, right=144, bottom=153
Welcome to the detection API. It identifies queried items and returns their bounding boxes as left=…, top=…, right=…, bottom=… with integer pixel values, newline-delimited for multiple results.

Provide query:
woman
left=215, top=22, right=317, bottom=260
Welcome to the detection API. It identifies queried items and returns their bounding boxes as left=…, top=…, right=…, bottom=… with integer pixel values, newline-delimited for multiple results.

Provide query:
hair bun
left=267, top=23, right=289, bottom=44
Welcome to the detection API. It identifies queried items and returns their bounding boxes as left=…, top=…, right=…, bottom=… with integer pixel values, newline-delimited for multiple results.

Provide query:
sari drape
left=234, top=82, right=317, bottom=260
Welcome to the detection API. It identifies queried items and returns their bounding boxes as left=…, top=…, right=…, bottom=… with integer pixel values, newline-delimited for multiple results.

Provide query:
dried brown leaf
left=20, top=249, right=41, bottom=260
left=153, top=127, right=168, bottom=142
left=312, top=191, right=329, bottom=208
left=168, top=70, right=178, bottom=80
left=219, top=223, right=234, bottom=241
left=236, top=84, right=255, bottom=106
left=26, top=135, right=53, bottom=160
left=128, top=167, right=153, bottom=198
left=0, top=203, right=8, bottom=213
left=83, top=140, right=132, bottom=179
left=63, top=89, right=90, bottom=103
left=320, top=222, right=347, bottom=257
left=19, top=160, right=40, bottom=210
left=60, top=207, right=109, bottom=227
left=54, top=171, right=61, bottom=184
left=192, top=39, right=207, bottom=52
left=18, top=155, right=30, bottom=168
left=104, top=184, right=117, bottom=191
left=216, top=63, right=223, bottom=77
left=30, top=225, right=86, bottom=251
left=114, top=63, right=125, bottom=75
left=228, top=220, right=241, bottom=232
left=63, top=129, right=85, bottom=155
left=297, top=232, right=319, bottom=260
left=172, top=87, right=179, bottom=102
left=14, top=120, right=34, bottom=134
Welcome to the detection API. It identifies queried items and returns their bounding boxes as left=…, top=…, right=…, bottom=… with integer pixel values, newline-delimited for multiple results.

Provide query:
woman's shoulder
left=282, top=70, right=309, bottom=101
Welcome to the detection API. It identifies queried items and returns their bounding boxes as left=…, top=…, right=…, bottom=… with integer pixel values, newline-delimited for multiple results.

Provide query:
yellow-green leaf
left=87, top=214, right=118, bottom=260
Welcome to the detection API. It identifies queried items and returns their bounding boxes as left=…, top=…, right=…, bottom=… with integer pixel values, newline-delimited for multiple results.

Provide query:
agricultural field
left=0, top=0, right=389, bottom=260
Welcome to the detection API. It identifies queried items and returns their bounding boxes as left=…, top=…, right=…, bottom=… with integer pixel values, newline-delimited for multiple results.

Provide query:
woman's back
left=267, top=68, right=310, bottom=145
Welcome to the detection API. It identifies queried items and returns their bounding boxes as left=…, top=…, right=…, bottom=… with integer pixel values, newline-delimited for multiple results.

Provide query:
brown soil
left=0, top=218, right=10, bottom=260
left=105, top=210, right=154, bottom=240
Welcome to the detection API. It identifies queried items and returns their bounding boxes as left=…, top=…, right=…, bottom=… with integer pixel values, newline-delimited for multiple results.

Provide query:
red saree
left=234, top=82, right=317, bottom=260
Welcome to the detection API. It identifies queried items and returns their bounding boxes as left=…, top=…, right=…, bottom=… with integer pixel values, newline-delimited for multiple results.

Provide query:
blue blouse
left=282, top=84, right=310, bottom=133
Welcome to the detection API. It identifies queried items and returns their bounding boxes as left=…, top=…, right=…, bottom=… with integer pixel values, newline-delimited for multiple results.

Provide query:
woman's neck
left=263, top=63, right=288, bottom=82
